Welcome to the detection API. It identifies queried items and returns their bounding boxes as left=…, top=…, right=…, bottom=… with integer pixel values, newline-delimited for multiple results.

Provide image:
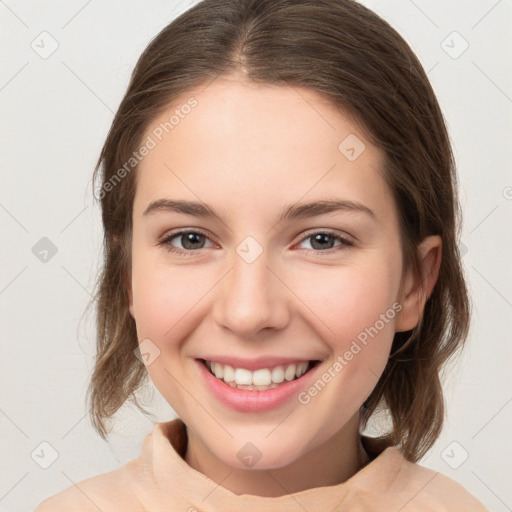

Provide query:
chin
left=214, top=432, right=311, bottom=471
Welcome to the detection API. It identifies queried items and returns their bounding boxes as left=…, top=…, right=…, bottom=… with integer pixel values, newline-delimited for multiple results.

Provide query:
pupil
left=183, top=232, right=204, bottom=249
left=311, top=233, right=334, bottom=250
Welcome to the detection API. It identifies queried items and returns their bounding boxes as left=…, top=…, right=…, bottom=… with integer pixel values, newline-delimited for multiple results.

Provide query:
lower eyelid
left=159, top=231, right=354, bottom=253
left=160, top=231, right=215, bottom=250
left=297, top=234, right=354, bottom=251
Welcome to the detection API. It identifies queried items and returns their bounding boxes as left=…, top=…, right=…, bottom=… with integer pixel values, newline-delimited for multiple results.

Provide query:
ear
left=395, top=235, right=442, bottom=332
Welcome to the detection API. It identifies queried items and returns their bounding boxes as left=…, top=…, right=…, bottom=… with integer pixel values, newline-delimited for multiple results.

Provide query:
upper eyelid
left=297, top=228, right=354, bottom=242
left=161, top=228, right=354, bottom=247
left=162, top=228, right=217, bottom=244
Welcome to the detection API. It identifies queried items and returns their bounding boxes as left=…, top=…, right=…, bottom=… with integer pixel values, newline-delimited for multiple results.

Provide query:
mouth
left=198, top=358, right=322, bottom=391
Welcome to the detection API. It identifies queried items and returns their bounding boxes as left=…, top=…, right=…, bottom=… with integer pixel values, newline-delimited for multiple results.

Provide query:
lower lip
left=195, top=358, right=321, bottom=413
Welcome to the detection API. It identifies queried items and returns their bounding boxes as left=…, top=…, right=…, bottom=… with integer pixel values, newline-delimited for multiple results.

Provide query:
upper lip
left=198, top=355, right=320, bottom=371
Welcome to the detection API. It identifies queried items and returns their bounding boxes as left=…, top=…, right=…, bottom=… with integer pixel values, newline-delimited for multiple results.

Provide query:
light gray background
left=1, top=1, right=511, bottom=510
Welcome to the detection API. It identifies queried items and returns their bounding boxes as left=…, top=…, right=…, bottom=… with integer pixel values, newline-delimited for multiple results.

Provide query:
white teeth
left=213, top=362, right=223, bottom=379
left=205, top=359, right=312, bottom=387
left=284, top=364, right=297, bottom=381
left=234, top=368, right=253, bottom=385
left=223, top=364, right=235, bottom=382
left=228, top=382, right=280, bottom=390
left=252, top=368, right=272, bottom=386
left=271, top=365, right=285, bottom=383
left=296, top=361, right=309, bottom=378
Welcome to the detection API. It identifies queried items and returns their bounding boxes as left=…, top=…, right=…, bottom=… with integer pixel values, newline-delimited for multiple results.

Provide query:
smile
left=195, top=357, right=323, bottom=412
left=202, top=359, right=319, bottom=390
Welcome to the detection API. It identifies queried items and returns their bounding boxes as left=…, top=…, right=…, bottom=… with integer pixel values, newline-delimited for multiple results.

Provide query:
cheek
left=291, top=264, right=400, bottom=428
left=297, top=257, right=399, bottom=329
left=129, top=257, right=206, bottom=405
left=131, top=253, right=211, bottom=339
left=293, top=259, right=400, bottom=377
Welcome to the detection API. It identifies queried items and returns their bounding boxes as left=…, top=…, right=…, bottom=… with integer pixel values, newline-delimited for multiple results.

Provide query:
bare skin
left=127, top=75, right=441, bottom=497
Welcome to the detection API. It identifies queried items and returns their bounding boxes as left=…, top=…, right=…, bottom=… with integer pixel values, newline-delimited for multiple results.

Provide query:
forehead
left=134, top=77, right=392, bottom=224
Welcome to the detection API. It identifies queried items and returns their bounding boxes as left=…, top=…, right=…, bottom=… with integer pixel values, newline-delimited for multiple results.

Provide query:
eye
left=158, top=229, right=215, bottom=256
left=158, top=229, right=354, bottom=257
left=296, top=230, right=354, bottom=255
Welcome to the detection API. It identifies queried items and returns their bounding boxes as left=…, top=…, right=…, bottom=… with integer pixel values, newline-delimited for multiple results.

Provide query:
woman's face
left=127, top=76, right=413, bottom=469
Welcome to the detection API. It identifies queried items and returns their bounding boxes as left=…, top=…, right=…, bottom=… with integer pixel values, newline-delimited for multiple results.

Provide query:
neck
left=184, top=412, right=367, bottom=497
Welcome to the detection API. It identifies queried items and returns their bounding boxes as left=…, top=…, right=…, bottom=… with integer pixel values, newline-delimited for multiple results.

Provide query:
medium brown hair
left=86, top=0, right=470, bottom=462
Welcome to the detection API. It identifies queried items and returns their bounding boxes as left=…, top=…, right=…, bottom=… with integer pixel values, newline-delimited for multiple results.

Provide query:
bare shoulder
left=33, top=461, right=143, bottom=512
left=427, top=470, right=489, bottom=511
left=400, top=458, right=489, bottom=511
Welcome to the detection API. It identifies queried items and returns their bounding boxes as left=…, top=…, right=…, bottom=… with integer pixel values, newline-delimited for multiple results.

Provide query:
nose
left=212, top=243, right=290, bottom=340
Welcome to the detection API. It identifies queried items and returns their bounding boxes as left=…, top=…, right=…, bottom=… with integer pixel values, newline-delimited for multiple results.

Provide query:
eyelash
left=158, top=229, right=354, bottom=257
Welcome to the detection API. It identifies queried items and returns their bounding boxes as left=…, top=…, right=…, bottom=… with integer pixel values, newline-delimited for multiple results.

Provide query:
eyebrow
left=142, top=198, right=376, bottom=222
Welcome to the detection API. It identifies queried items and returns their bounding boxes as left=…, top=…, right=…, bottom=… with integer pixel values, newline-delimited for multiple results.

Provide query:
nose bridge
left=214, top=235, right=288, bottom=337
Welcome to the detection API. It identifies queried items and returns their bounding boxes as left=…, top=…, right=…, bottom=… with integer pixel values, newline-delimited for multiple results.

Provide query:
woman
left=35, top=0, right=487, bottom=509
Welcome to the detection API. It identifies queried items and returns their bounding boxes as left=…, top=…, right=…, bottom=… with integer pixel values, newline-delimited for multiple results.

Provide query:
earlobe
left=395, top=235, right=442, bottom=332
